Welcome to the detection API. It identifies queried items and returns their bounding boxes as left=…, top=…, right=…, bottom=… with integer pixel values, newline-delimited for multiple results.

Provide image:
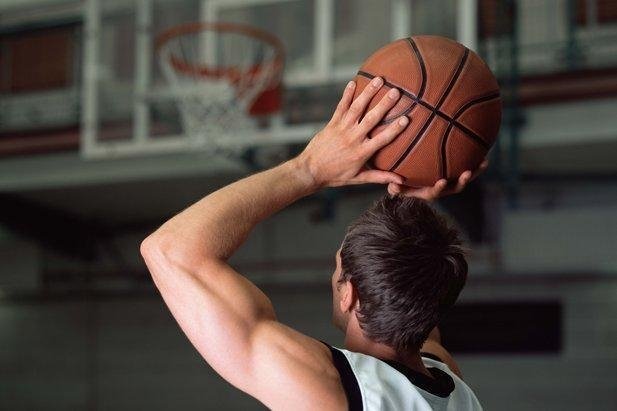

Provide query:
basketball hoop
left=155, top=22, right=285, bottom=151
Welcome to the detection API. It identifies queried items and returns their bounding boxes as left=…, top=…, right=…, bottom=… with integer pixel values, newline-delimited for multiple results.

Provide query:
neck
left=343, top=314, right=432, bottom=378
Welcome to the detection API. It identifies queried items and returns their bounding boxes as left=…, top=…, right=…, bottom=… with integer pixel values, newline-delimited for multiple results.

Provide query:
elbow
left=140, top=226, right=177, bottom=260
left=140, top=231, right=206, bottom=277
left=140, top=232, right=172, bottom=282
left=140, top=232, right=183, bottom=289
left=140, top=233, right=161, bottom=263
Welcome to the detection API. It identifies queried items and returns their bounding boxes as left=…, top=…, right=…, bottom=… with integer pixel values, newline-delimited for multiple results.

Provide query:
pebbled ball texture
left=353, top=35, right=502, bottom=187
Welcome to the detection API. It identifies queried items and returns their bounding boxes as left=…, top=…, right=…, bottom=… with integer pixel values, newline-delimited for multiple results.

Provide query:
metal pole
left=457, top=0, right=478, bottom=51
left=134, top=0, right=153, bottom=146
left=565, top=0, right=582, bottom=70
left=506, top=0, right=520, bottom=209
left=81, top=0, right=101, bottom=158
left=314, top=0, right=333, bottom=81
left=200, top=0, right=217, bottom=70
left=391, top=0, right=411, bottom=40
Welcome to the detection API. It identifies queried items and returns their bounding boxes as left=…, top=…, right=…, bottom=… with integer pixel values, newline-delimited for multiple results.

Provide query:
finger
left=331, top=81, right=356, bottom=122
left=364, top=115, right=409, bottom=153
left=387, top=182, right=402, bottom=196
left=394, top=185, right=432, bottom=200
left=344, top=76, right=383, bottom=125
left=426, top=179, right=449, bottom=199
left=353, top=169, right=404, bottom=185
left=470, top=159, right=489, bottom=180
left=453, top=171, right=473, bottom=193
left=479, top=158, right=489, bottom=170
left=357, top=87, right=400, bottom=132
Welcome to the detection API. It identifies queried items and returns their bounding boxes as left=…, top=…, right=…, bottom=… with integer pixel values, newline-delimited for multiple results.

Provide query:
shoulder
left=249, top=321, right=348, bottom=410
left=321, top=344, right=365, bottom=410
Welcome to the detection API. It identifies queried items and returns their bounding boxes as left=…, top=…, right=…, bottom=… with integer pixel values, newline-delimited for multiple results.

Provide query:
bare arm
left=421, top=326, right=464, bottom=379
left=140, top=77, right=409, bottom=408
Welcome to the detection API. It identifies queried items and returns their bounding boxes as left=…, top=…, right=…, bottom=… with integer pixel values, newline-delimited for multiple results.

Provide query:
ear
left=339, top=280, right=358, bottom=313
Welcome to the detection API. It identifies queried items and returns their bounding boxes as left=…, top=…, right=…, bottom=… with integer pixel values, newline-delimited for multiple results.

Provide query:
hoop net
left=156, top=22, right=284, bottom=150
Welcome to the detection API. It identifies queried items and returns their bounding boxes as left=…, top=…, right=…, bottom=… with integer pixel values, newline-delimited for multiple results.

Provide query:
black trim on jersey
left=321, top=342, right=363, bottom=411
left=420, top=352, right=445, bottom=364
left=382, top=359, right=455, bottom=398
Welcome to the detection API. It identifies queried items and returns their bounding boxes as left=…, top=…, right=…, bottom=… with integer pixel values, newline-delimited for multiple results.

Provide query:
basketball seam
left=440, top=122, right=456, bottom=179
left=369, top=38, right=427, bottom=125
left=440, top=92, right=501, bottom=178
left=453, top=92, right=501, bottom=119
left=433, top=48, right=472, bottom=179
left=407, top=38, right=427, bottom=100
left=357, top=42, right=502, bottom=181
left=389, top=47, right=470, bottom=172
left=437, top=48, right=470, bottom=107
left=356, top=70, right=493, bottom=151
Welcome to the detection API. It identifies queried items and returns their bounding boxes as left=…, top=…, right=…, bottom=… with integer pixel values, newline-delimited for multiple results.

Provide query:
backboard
left=0, top=0, right=470, bottom=159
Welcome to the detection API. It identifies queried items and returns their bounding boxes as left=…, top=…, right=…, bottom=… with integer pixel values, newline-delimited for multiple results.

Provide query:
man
left=141, top=77, right=486, bottom=410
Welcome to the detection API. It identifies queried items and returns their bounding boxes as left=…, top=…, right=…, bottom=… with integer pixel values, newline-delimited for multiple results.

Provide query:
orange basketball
left=353, top=35, right=502, bottom=187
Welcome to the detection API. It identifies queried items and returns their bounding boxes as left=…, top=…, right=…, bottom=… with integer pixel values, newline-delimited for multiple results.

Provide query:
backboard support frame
left=79, top=0, right=478, bottom=159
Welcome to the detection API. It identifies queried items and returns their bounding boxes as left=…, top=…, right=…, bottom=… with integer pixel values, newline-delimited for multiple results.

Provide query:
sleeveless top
left=323, top=343, right=483, bottom=411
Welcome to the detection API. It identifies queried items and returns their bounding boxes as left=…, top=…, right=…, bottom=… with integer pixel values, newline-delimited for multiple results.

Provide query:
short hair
left=339, top=195, right=467, bottom=352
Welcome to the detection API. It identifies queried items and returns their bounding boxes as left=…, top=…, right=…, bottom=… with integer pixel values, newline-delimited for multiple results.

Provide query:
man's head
left=331, top=195, right=467, bottom=353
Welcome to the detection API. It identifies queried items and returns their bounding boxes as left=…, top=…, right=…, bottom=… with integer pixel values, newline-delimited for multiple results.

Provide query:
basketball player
left=141, top=77, right=487, bottom=410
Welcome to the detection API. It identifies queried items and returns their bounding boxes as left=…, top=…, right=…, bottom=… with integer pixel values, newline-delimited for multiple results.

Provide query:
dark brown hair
left=340, top=195, right=467, bottom=353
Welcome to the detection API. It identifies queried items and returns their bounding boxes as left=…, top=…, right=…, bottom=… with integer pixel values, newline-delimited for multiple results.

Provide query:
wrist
left=287, top=155, right=322, bottom=193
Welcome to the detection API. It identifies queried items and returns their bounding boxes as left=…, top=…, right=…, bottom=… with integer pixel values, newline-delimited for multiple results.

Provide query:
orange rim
left=155, top=21, right=285, bottom=83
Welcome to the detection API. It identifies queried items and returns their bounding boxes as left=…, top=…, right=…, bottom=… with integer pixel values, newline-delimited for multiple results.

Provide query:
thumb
left=354, top=169, right=404, bottom=185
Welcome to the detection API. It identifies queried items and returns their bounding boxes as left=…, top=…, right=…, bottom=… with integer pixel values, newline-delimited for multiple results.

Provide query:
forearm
left=147, top=158, right=317, bottom=264
left=143, top=77, right=408, bottom=268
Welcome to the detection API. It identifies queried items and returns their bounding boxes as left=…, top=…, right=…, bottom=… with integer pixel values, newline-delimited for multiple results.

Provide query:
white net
left=156, top=23, right=284, bottom=151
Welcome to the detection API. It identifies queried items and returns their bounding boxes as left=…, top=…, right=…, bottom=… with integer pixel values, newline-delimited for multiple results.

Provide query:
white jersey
left=324, top=344, right=482, bottom=411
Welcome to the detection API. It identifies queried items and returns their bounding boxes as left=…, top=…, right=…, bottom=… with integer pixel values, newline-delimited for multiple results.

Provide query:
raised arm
left=139, top=77, right=410, bottom=408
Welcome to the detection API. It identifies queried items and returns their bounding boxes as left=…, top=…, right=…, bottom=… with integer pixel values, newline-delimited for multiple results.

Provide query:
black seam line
left=380, top=103, right=415, bottom=125
left=358, top=70, right=421, bottom=105
left=440, top=92, right=501, bottom=178
left=407, top=38, right=427, bottom=99
left=449, top=92, right=501, bottom=151
left=389, top=47, right=470, bottom=172
left=377, top=38, right=427, bottom=125
left=453, top=92, right=501, bottom=119
left=357, top=70, right=421, bottom=124
left=440, top=122, right=455, bottom=179
left=358, top=70, right=439, bottom=125
left=436, top=48, right=470, bottom=108
left=375, top=38, right=426, bottom=125
left=437, top=48, right=471, bottom=179
left=356, top=70, right=492, bottom=151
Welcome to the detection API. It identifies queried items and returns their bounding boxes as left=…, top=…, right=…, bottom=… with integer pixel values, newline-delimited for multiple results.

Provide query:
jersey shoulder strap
left=322, top=342, right=437, bottom=411
left=322, top=342, right=483, bottom=411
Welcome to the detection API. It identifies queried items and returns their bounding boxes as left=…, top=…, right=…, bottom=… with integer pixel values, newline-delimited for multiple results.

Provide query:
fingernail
left=388, top=88, right=399, bottom=99
left=398, top=116, right=409, bottom=126
left=347, top=80, right=355, bottom=89
left=371, top=77, right=383, bottom=87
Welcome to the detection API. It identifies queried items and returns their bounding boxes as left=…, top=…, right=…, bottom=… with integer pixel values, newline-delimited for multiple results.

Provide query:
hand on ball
left=387, top=159, right=489, bottom=201
left=296, top=78, right=409, bottom=188
left=295, top=76, right=488, bottom=199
